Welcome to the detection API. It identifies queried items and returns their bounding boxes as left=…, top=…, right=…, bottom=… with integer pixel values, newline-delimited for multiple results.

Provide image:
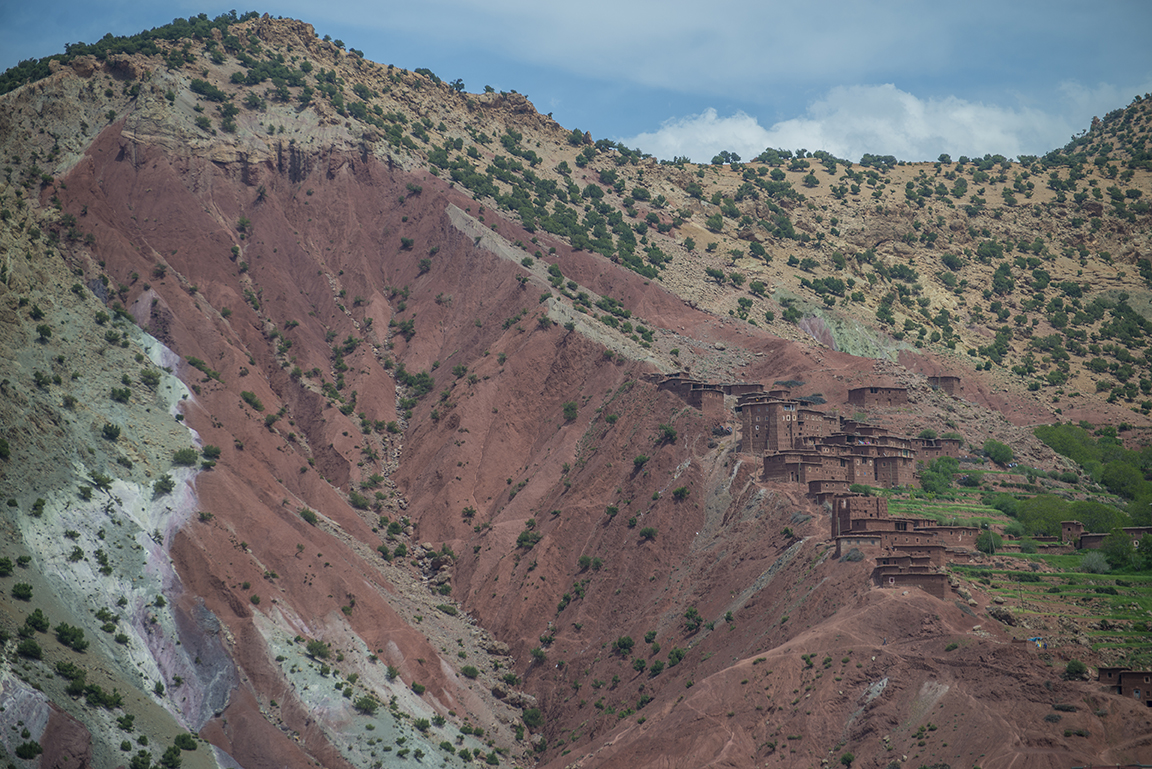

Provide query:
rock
left=993, top=596, right=1005, bottom=604
left=508, top=692, right=537, bottom=709
left=479, top=637, right=511, bottom=656
left=714, top=342, right=726, bottom=350
left=988, top=607, right=1016, bottom=626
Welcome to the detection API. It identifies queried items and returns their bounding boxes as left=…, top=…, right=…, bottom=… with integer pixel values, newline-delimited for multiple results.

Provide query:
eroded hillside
left=1, top=12, right=1151, bottom=769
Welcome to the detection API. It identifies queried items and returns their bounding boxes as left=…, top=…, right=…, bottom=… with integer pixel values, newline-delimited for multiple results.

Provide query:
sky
left=3, top=1, right=1152, bottom=163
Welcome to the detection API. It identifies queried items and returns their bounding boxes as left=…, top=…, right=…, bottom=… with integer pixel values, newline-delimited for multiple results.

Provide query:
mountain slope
left=1, top=13, right=1151, bottom=769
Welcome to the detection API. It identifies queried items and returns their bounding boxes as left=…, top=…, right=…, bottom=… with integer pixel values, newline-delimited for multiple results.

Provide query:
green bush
left=354, top=696, right=379, bottom=715
left=983, top=439, right=1014, bottom=465
left=461, top=665, right=480, bottom=679
left=173, top=734, right=198, bottom=751
left=240, top=391, right=264, bottom=411
left=639, top=527, right=658, bottom=541
left=299, top=508, right=318, bottom=525
left=12, top=582, right=32, bottom=600
left=55, top=622, right=89, bottom=652
left=562, top=401, right=578, bottom=421
left=1063, top=660, right=1088, bottom=681
left=172, top=448, right=199, bottom=466
left=17, top=638, right=42, bottom=659
left=153, top=475, right=176, bottom=497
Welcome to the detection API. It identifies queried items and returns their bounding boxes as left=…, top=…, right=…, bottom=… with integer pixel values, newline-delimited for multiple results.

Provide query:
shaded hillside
left=1, top=13, right=1151, bottom=769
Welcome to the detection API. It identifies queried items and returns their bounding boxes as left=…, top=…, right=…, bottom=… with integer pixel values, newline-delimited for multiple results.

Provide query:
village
left=655, top=372, right=1152, bottom=708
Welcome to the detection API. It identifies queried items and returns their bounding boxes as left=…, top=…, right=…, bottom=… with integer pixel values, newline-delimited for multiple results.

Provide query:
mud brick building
left=927, top=375, right=962, bottom=396
left=847, top=385, right=909, bottom=408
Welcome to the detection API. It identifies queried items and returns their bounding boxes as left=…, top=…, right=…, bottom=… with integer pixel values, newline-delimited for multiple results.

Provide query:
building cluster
left=657, top=373, right=1148, bottom=710
left=830, top=493, right=981, bottom=599
left=736, top=385, right=960, bottom=499
left=655, top=372, right=962, bottom=499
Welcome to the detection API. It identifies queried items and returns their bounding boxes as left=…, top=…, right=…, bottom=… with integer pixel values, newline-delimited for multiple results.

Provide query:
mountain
left=1, top=13, right=1151, bottom=769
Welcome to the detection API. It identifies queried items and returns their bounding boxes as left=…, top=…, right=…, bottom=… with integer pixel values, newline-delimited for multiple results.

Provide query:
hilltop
left=0, top=12, right=1151, bottom=769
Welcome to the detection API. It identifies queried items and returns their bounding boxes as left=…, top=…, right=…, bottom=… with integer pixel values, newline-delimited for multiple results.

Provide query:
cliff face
left=1, top=15, right=1151, bottom=769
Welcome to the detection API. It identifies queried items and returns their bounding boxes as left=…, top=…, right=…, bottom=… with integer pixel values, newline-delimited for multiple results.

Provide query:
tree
left=704, top=267, right=725, bottom=284
left=562, top=401, right=578, bottom=421
left=153, top=475, right=175, bottom=497
left=306, top=639, right=330, bottom=659
left=354, top=696, right=379, bottom=715
left=920, top=456, right=959, bottom=495
left=983, top=439, right=1014, bottom=465
left=976, top=530, right=1001, bottom=554
left=1139, top=534, right=1152, bottom=570
left=705, top=213, right=724, bottom=232
left=1100, top=527, right=1136, bottom=569
left=1063, top=659, right=1088, bottom=681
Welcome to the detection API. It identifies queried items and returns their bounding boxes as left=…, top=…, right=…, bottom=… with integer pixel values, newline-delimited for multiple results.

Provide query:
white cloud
left=620, top=84, right=1092, bottom=163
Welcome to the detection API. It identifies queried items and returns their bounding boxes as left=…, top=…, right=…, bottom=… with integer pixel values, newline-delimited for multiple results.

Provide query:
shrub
left=240, top=391, right=265, bottom=411
left=411, top=682, right=426, bottom=695
left=16, top=639, right=42, bottom=659
left=562, top=401, right=578, bottom=421
left=12, top=582, right=32, bottom=600
left=522, top=708, right=543, bottom=728
left=102, top=423, right=121, bottom=441
left=983, top=439, right=1014, bottom=465
left=174, top=734, right=198, bottom=751
left=172, top=448, right=199, bottom=466
left=671, top=486, right=689, bottom=501
left=354, top=696, right=379, bottom=715
left=55, top=622, right=88, bottom=652
left=461, top=665, right=480, bottom=679
left=1063, top=660, right=1088, bottom=681
left=639, top=527, right=658, bottom=541
left=153, top=475, right=175, bottom=497
left=1080, top=550, right=1111, bottom=574
left=14, top=742, right=43, bottom=760
left=633, top=455, right=649, bottom=470
left=299, top=508, right=318, bottom=525
left=306, top=639, right=330, bottom=659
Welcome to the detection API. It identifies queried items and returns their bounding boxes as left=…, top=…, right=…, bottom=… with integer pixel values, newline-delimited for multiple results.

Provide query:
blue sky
left=3, top=1, right=1151, bottom=162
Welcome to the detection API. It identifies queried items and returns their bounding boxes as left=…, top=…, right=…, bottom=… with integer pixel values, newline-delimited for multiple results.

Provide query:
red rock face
left=49, top=121, right=1151, bottom=769
left=40, top=706, right=91, bottom=769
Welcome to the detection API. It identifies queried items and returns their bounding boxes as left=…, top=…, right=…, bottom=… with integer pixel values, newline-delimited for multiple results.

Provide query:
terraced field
left=952, top=560, right=1152, bottom=668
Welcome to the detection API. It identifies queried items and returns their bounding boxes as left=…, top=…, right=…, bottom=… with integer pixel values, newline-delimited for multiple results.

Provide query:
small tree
left=562, top=401, right=578, bottom=421
left=983, top=439, right=1014, bottom=465
left=976, top=530, right=1001, bottom=554
left=354, top=696, right=379, bottom=715
left=1100, top=527, right=1136, bottom=569
left=1063, top=659, right=1088, bottom=681
left=306, top=639, right=330, bottom=659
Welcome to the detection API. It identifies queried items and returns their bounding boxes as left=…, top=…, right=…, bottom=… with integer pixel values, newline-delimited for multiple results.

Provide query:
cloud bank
left=620, top=84, right=1091, bottom=163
